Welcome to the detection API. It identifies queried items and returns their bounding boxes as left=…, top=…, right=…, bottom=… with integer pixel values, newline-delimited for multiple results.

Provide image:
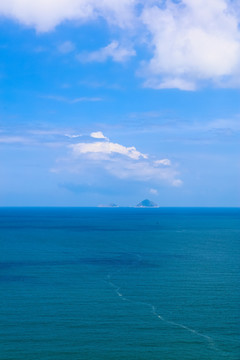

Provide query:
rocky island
left=136, top=199, right=159, bottom=208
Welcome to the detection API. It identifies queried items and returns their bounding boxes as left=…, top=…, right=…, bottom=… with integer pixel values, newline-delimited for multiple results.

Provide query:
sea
left=0, top=207, right=239, bottom=360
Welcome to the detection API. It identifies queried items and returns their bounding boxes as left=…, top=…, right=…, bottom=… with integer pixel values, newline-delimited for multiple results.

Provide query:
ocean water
left=0, top=207, right=239, bottom=360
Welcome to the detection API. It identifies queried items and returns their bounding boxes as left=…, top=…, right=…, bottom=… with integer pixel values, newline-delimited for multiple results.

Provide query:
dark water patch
left=0, top=224, right=169, bottom=231
left=0, top=275, right=36, bottom=283
left=79, top=255, right=156, bottom=268
left=0, top=254, right=157, bottom=270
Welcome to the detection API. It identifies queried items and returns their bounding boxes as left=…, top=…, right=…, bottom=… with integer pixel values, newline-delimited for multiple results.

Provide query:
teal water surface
left=0, top=208, right=239, bottom=360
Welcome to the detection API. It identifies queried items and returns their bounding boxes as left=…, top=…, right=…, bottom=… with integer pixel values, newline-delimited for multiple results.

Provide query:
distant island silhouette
left=97, top=200, right=159, bottom=208
left=98, top=203, right=119, bottom=208
left=136, top=199, right=159, bottom=208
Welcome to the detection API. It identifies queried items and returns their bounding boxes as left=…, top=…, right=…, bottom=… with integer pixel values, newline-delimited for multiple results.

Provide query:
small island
left=98, top=203, right=119, bottom=208
left=136, top=199, right=159, bottom=208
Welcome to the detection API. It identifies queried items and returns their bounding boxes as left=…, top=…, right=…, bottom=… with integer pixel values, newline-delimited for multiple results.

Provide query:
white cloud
left=3, top=1, right=239, bottom=89
left=0, top=136, right=30, bottom=144
left=41, top=95, right=102, bottom=103
left=58, top=41, right=75, bottom=54
left=77, top=41, right=136, bottom=63
left=67, top=136, right=182, bottom=186
left=29, top=129, right=80, bottom=137
left=143, top=77, right=196, bottom=91
left=5, top=127, right=182, bottom=187
left=149, top=188, right=158, bottom=195
left=71, top=97, right=102, bottom=103
left=104, top=159, right=181, bottom=186
left=154, top=159, right=172, bottom=166
left=0, top=0, right=136, bottom=32
left=141, top=0, right=240, bottom=89
left=90, top=131, right=108, bottom=140
left=70, top=141, right=148, bottom=160
left=64, top=134, right=82, bottom=139
left=172, top=179, right=183, bottom=187
left=207, top=118, right=240, bottom=132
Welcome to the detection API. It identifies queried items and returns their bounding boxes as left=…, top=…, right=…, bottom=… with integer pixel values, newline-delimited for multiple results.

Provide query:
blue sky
left=0, top=0, right=239, bottom=206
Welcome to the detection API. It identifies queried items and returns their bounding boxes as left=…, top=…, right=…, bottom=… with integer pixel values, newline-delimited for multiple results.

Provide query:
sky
left=0, top=0, right=239, bottom=207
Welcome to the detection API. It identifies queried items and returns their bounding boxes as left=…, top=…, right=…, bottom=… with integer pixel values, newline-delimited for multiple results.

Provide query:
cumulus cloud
left=0, top=126, right=182, bottom=187
left=2, top=0, right=239, bottom=88
left=70, top=141, right=148, bottom=160
left=67, top=135, right=182, bottom=186
left=0, top=0, right=136, bottom=32
left=90, top=131, right=108, bottom=140
left=77, top=41, right=136, bottom=63
left=141, top=0, right=240, bottom=89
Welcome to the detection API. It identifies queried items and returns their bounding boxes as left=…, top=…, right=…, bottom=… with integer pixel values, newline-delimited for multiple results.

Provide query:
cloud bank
left=69, top=132, right=182, bottom=186
left=1, top=0, right=240, bottom=89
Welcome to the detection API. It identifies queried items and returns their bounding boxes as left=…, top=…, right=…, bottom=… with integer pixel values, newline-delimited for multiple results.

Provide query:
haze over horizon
left=0, top=0, right=239, bottom=207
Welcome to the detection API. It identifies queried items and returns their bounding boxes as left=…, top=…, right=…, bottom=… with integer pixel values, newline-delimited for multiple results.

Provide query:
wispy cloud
left=149, top=188, right=158, bottom=195
left=64, top=134, right=82, bottom=139
left=143, top=78, right=196, bottom=92
left=79, top=80, right=122, bottom=90
left=58, top=41, right=75, bottom=54
left=41, top=95, right=103, bottom=103
left=103, top=159, right=182, bottom=187
left=77, top=40, right=136, bottom=63
left=0, top=136, right=31, bottom=144
left=154, top=159, right=171, bottom=166
left=29, top=129, right=82, bottom=140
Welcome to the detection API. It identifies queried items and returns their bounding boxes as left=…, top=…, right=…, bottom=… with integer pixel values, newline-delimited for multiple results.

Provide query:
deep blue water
left=0, top=207, right=239, bottom=360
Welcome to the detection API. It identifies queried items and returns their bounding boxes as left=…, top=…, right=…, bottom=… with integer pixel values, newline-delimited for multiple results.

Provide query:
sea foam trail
left=106, top=254, right=222, bottom=354
left=107, top=275, right=220, bottom=352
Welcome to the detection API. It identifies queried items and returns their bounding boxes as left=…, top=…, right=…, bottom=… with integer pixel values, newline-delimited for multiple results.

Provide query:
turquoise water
left=0, top=208, right=239, bottom=360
